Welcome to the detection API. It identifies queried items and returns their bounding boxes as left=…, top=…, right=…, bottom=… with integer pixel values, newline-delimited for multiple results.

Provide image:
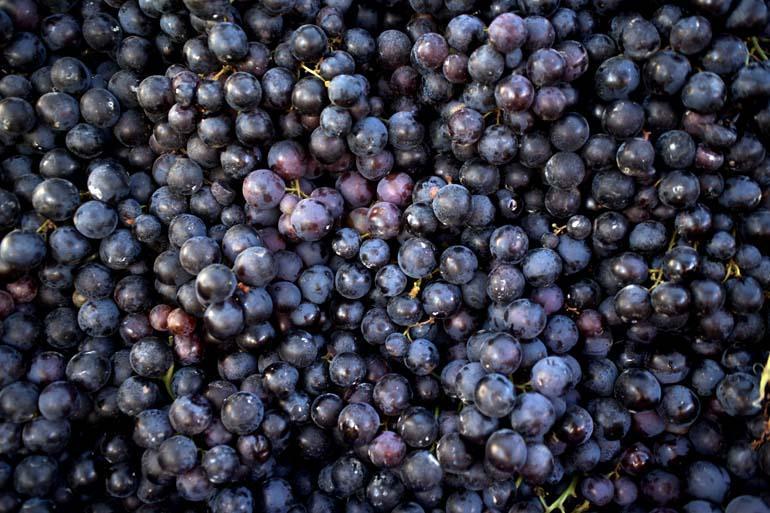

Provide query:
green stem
left=162, top=363, right=175, bottom=399
left=756, top=353, right=770, bottom=408
left=300, top=64, right=330, bottom=86
left=752, top=37, right=769, bottom=61
left=539, top=475, right=580, bottom=513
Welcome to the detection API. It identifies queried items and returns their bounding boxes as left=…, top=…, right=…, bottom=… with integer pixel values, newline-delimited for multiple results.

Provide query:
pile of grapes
left=2, top=0, right=770, bottom=511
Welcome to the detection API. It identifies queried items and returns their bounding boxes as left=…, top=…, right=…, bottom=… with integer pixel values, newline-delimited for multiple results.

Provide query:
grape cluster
left=0, top=0, right=770, bottom=512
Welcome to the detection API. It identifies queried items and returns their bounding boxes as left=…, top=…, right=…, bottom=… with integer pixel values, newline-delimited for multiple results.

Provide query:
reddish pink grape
left=377, top=173, right=414, bottom=206
left=367, top=201, right=401, bottom=239
left=243, top=169, right=285, bottom=210
left=290, top=199, right=333, bottom=242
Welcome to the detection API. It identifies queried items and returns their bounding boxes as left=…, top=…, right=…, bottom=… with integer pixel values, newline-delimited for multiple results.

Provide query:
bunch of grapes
left=0, top=0, right=769, bottom=512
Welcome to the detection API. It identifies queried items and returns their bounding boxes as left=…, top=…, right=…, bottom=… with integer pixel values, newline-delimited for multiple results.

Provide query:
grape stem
left=538, top=475, right=581, bottom=513
left=551, top=223, right=567, bottom=235
left=403, top=317, right=435, bottom=341
left=647, top=268, right=664, bottom=291
left=513, top=380, right=532, bottom=392
left=755, top=353, right=770, bottom=408
left=36, top=219, right=56, bottom=235
left=752, top=353, right=770, bottom=448
left=328, top=37, right=341, bottom=51
left=407, top=268, right=440, bottom=299
left=212, top=65, right=235, bottom=81
left=408, top=279, right=422, bottom=298
left=572, top=501, right=590, bottom=513
left=161, top=362, right=175, bottom=399
left=605, top=462, right=622, bottom=480
left=285, top=179, right=310, bottom=198
left=300, top=64, right=330, bottom=87
left=723, top=259, right=742, bottom=282
left=751, top=37, right=769, bottom=61
left=483, top=108, right=503, bottom=125
left=666, top=230, right=678, bottom=251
